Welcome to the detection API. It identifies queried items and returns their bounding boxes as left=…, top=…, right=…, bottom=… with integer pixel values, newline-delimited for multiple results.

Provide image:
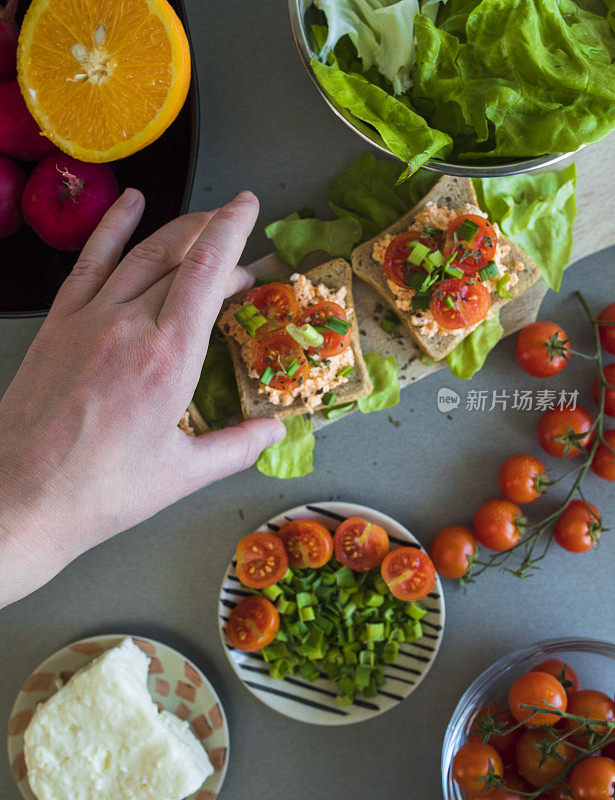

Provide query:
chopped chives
left=444, top=265, right=464, bottom=278
left=478, top=261, right=499, bottom=281
left=405, top=270, right=426, bottom=290
left=424, top=250, right=445, bottom=270
left=323, top=402, right=355, bottom=420
left=338, top=365, right=354, bottom=378
left=322, top=391, right=336, bottom=407
left=325, top=316, right=351, bottom=335
left=285, top=359, right=300, bottom=377
left=411, top=294, right=431, bottom=311
left=457, top=218, right=480, bottom=242
left=444, top=295, right=456, bottom=310
left=407, top=241, right=430, bottom=265
left=286, top=322, right=324, bottom=349
left=234, top=302, right=259, bottom=325
left=259, top=366, right=275, bottom=385
left=245, top=315, right=268, bottom=336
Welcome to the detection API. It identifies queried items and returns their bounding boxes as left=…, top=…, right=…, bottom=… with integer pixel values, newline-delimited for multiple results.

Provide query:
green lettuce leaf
left=358, top=351, right=401, bottom=412
left=192, top=334, right=240, bottom=428
left=256, top=416, right=315, bottom=479
left=446, top=312, right=503, bottom=380
left=473, top=165, right=577, bottom=291
left=265, top=212, right=363, bottom=267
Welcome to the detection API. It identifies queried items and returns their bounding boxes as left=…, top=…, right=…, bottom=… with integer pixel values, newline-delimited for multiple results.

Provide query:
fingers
left=225, top=266, right=254, bottom=298
left=51, top=189, right=144, bottom=316
left=157, top=192, right=259, bottom=350
left=184, top=418, right=286, bottom=486
left=102, top=210, right=218, bottom=304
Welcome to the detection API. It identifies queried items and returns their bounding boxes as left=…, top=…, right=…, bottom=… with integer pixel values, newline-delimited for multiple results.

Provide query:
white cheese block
left=24, top=638, right=213, bottom=800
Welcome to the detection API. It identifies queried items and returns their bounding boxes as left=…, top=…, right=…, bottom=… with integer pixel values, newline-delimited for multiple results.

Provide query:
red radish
left=0, top=79, right=59, bottom=160
left=0, top=153, right=24, bottom=236
left=23, top=155, right=119, bottom=250
left=0, top=0, right=18, bottom=81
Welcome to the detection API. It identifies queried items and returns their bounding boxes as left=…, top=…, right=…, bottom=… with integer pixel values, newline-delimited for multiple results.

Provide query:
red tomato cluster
left=452, top=660, right=615, bottom=800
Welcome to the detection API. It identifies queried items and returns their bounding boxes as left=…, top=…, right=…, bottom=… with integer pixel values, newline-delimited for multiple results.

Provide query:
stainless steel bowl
left=288, top=0, right=576, bottom=177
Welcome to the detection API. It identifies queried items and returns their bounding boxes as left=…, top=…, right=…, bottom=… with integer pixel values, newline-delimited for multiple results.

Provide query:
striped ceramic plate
left=218, top=501, right=445, bottom=725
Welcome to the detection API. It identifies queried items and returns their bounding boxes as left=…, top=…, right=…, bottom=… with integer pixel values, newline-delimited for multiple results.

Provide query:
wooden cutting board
left=188, top=136, right=615, bottom=434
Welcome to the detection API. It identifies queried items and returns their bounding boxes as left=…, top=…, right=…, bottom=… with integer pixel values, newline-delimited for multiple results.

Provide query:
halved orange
left=17, top=0, right=191, bottom=162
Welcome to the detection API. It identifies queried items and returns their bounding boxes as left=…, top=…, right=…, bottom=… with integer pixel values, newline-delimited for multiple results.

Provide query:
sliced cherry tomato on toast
left=298, top=301, right=351, bottom=358
left=226, top=595, right=280, bottom=651
left=277, top=519, right=334, bottom=569
left=246, top=282, right=299, bottom=322
left=444, top=213, right=497, bottom=275
left=383, top=230, right=442, bottom=288
left=253, top=331, right=309, bottom=391
left=430, top=278, right=491, bottom=332
left=236, top=531, right=289, bottom=589
left=380, top=546, right=436, bottom=601
left=333, top=517, right=389, bottom=572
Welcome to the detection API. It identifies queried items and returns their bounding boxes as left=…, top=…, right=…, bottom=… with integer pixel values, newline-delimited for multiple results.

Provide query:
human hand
left=0, top=189, right=286, bottom=609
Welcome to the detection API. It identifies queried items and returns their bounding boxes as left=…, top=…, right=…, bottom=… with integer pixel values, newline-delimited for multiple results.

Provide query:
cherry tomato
left=509, top=671, right=567, bottom=726
left=468, top=704, right=521, bottom=764
left=592, top=431, right=615, bottom=481
left=568, top=756, right=615, bottom=800
left=429, top=526, right=477, bottom=580
left=602, top=742, right=615, bottom=762
left=516, top=728, right=574, bottom=787
left=444, top=213, right=497, bottom=275
left=380, top=547, right=436, bottom=601
left=565, top=691, right=615, bottom=747
left=531, top=660, right=579, bottom=695
left=452, top=741, right=503, bottom=795
left=235, top=531, right=289, bottom=589
left=383, top=230, right=442, bottom=288
left=548, top=785, right=576, bottom=800
left=537, top=407, right=595, bottom=458
left=498, top=454, right=548, bottom=504
left=554, top=500, right=602, bottom=553
left=253, top=331, right=309, bottom=392
left=333, top=517, right=389, bottom=572
left=466, top=771, right=530, bottom=800
left=298, top=301, right=351, bottom=358
left=598, top=303, right=615, bottom=355
left=514, top=322, right=571, bottom=378
left=430, top=278, right=491, bottom=331
left=226, top=596, right=280, bottom=652
left=593, top=364, right=615, bottom=417
left=276, top=519, right=333, bottom=569
left=474, top=499, right=525, bottom=552
left=246, top=282, right=299, bottom=322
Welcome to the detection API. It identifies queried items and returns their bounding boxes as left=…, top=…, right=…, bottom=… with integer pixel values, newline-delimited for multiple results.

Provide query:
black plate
left=0, top=0, right=200, bottom=318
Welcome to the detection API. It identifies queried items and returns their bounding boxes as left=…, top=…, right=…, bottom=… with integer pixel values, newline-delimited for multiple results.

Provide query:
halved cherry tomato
left=537, top=407, right=595, bottom=458
left=276, top=519, right=333, bottom=569
left=598, top=303, right=615, bottom=355
left=532, top=659, right=579, bottom=695
left=592, top=431, right=615, bottom=481
left=298, top=301, right=351, bottom=358
left=554, top=500, right=602, bottom=553
left=509, top=671, right=567, bottom=726
left=516, top=728, right=574, bottom=787
left=593, top=363, right=615, bottom=417
left=333, top=517, right=389, bottom=572
left=564, top=691, right=615, bottom=747
left=246, top=282, right=299, bottom=322
left=474, top=499, right=525, bottom=552
left=514, top=322, right=571, bottom=378
left=380, top=547, right=436, bottom=601
left=468, top=704, right=521, bottom=764
left=429, top=526, right=477, bottom=579
left=253, top=331, right=309, bottom=391
left=383, top=230, right=442, bottom=288
left=444, top=213, right=497, bottom=275
left=452, top=741, right=503, bottom=794
left=226, top=595, right=280, bottom=652
left=568, top=756, right=615, bottom=800
left=430, top=278, right=491, bottom=332
left=498, top=454, right=547, bottom=504
left=235, top=531, right=289, bottom=589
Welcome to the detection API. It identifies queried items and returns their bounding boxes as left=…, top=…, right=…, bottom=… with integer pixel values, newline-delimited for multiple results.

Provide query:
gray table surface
left=1, top=2, right=615, bottom=798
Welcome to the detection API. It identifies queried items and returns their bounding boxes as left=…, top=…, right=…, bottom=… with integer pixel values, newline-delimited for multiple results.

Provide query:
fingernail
left=235, top=190, right=257, bottom=203
left=120, top=188, right=142, bottom=207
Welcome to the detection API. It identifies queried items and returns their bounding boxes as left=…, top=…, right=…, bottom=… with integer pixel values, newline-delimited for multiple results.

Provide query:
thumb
left=186, top=418, right=287, bottom=484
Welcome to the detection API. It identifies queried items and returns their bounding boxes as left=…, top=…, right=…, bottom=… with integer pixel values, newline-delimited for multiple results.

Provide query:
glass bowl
left=442, top=638, right=615, bottom=800
left=288, top=0, right=577, bottom=178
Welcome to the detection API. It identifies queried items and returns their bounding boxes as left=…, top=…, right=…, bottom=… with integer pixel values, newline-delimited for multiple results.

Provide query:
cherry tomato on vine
left=598, top=303, right=615, bottom=355
left=468, top=704, right=521, bottom=764
left=554, top=500, right=603, bottom=553
left=509, top=671, right=567, bottom=726
left=516, top=728, right=575, bottom=787
left=537, top=407, right=595, bottom=458
left=452, top=741, right=503, bottom=795
left=474, top=499, right=525, bottom=552
left=466, top=776, right=529, bottom=800
left=246, top=282, right=299, bottom=322
left=602, top=742, right=615, bottom=762
left=592, top=431, right=615, bottom=481
left=568, top=756, right=615, bottom=800
left=298, top=301, right=351, bottom=358
left=593, top=363, right=615, bottom=417
left=380, top=547, right=436, bottom=601
left=276, top=519, right=333, bottom=569
left=498, top=454, right=548, bottom=504
left=514, top=321, right=571, bottom=378
left=429, top=526, right=477, bottom=579
left=430, top=278, right=491, bottom=331
left=565, top=691, right=615, bottom=747
left=444, top=213, right=497, bottom=275
left=531, top=659, right=579, bottom=694
left=235, top=531, right=289, bottom=589
left=253, top=331, right=309, bottom=391
left=383, top=230, right=441, bottom=288
left=333, top=517, right=389, bottom=572
left=226, top=596, right=280, bottom=651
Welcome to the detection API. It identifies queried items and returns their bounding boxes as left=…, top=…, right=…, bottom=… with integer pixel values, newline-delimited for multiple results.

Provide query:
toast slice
left=351, top=176, right=542, bottom=361
left=217, top=259, right=373, bottom=420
